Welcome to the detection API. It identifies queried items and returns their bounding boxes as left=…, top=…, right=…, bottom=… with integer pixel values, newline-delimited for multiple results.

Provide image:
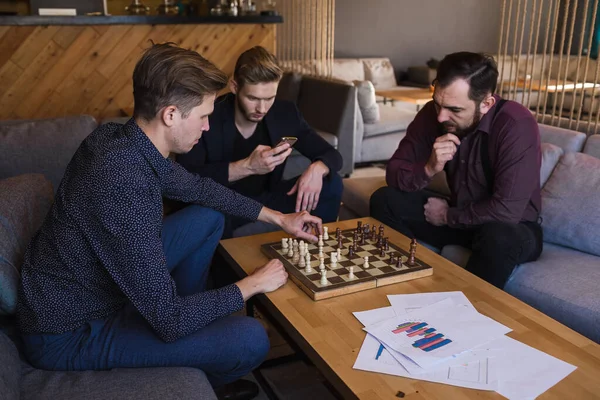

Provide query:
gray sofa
left=0, top=116, right=217, bottom=400
left=276, top=72, right=357, bottom=178
left=340, top=123, right=600, bottom=344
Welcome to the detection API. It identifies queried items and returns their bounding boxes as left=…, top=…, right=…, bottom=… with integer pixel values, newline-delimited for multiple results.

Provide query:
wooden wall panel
left=0, top=23, right=276, bottom=121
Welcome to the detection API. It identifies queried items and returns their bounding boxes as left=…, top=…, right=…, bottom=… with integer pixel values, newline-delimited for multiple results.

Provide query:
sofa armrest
left=296, top=76, right=357, bottom=177
left=20, top=365, right=217, bottom=400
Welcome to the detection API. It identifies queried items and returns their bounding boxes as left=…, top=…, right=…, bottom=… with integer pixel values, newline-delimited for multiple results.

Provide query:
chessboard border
left=260, top=228, right=434, bottom=301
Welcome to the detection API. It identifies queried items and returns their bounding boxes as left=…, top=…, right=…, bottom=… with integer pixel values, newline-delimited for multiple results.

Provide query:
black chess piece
left=370, top=226, right=377, bottom=240
left=336, top=227, right=342, bottom=240
left=379, top=247, right=386, bottom=257
left=357, top=221, right=362, bottom=230
left=389, top=253, right=396, bottom=264
left=396, top=257, right=403, bottom=268
left=348, top=245, right=355, bottom=258
left=384, top=237, right=389, bottom=251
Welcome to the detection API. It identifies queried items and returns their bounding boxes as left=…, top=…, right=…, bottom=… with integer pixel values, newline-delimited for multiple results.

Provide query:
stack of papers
left=352, top=292, right=577, bottom=399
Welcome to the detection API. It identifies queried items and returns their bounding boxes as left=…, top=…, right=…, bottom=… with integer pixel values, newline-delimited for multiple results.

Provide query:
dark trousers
left=369, top=187, right=543, bottom=289
left=224, top=173, right=344, bottom=238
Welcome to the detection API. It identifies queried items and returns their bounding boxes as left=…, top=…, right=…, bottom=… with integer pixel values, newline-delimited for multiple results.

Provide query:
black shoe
left=214, top=379, right=260, bottom=400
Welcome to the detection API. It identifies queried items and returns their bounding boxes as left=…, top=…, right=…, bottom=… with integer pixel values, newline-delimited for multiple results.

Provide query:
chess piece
left=380, top=247, right=386, bottom=257
left=384, top=237, right=389, bottom=251
left=363, top=256, right=369, bottom=269
left=371, top=225, right=377, bottom=240
left=408, top=238, right=417, bottom=266
left=379, top=225, right=384, bottom=236
left=348, top=266, right=355, bottom=279
left=319, top=257, right=325, bottom=271
left=336, top=227, right=342, bottom=240
left=320, top=270, right=328, bottom=285
left=318, top=235, right=324, bottom=247
left=281, top=238, right=288, bottom=249
left=323, top=226, right=329, bottom=240
left=337, top=236, right=344, bottom=250
left=397, top=257, right=403, bottom=268
left=292, top=251, right=299, bottom=265
left=318, top=249, right=323, bottom=259
left=299, top=252, right=306, bottom=267
left=357, top=221, right=362, bottom=230
left=287, top=247, right=293, bottom=257
left=389, top=253, right=396, bottom=265
left=360, top=232, right=366, bottom=246
left=336, top=247, right=341, bottom=259
left=347, top=244, right=355, bottom=258
left=305, top=253, right=312, bottom=272
left=330, top=252, right=337, bottom=265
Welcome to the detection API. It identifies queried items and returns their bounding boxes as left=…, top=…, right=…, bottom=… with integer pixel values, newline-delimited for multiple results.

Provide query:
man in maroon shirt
left=370, top=52, right=543, bottom=288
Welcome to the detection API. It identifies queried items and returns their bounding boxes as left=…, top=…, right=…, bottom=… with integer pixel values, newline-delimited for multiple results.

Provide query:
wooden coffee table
left=218, top=217, right=600, bottom=400
left=376, top=88, right=433, bottom=110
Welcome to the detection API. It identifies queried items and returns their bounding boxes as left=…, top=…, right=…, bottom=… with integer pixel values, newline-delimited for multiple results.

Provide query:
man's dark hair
left=133, top=42, right=228, bottom=121
left=433, top=52, right=499, bottom=103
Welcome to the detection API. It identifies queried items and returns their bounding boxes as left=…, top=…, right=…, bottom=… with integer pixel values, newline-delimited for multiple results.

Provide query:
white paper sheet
left=352, top=306, right=396, bottom=327
left=353, top=333, right=498, bottom=391
left=364, top=299, right=512, bottom=369
left=387, top=291, right=476, bottom=315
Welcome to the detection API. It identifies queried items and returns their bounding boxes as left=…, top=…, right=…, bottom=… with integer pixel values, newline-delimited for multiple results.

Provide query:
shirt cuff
left=413, top=162, right=433, bottom=189
left=222, top=283, right=245, bottom=313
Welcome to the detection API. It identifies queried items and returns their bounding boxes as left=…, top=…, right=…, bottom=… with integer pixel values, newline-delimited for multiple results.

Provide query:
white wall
left=334, top=0, right=503, bottom=72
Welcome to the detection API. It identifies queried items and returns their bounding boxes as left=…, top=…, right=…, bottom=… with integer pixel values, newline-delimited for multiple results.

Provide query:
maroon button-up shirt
left=386, top=96, right=541, bottom=229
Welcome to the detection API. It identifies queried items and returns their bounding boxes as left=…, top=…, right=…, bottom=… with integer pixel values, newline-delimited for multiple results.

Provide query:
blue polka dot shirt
left=17, top=119, right=263, bottom=342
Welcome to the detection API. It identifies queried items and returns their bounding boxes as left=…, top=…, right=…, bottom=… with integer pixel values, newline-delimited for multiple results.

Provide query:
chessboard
left=261, top=222, right=434, bottom=301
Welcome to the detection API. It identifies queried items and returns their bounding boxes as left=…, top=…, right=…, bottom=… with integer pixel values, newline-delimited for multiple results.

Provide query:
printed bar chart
left=392, top=321, right=452, bottom=352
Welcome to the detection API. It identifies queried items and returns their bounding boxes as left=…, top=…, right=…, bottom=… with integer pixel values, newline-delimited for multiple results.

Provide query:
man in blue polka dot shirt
left=17, top=43, right=322, bottom=399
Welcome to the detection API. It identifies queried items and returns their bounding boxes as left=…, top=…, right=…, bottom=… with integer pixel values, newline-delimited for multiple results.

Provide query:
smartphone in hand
left=276, top=136, right=298, bottom=147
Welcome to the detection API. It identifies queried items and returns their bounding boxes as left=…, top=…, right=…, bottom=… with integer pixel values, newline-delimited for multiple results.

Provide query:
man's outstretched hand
left=258, top=208, right=323, bottom=243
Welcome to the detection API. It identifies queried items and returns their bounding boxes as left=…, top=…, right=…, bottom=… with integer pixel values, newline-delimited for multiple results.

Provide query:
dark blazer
left=177, top=93, right=343, bottom=190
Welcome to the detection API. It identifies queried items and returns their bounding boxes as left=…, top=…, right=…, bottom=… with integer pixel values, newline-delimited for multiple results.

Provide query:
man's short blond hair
left=233, top=46, right=283, bottom=87
left=133, top=42, right=228, bottom=121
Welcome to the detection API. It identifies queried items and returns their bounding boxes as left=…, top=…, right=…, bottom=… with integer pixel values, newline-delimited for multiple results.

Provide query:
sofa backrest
left=296, top=75, right=357, bottom=176
left=0, top=116, right=98, bottom=193
left=538, top=123, right=587, bottom=153
left=582, top=134, right=600, bottom=158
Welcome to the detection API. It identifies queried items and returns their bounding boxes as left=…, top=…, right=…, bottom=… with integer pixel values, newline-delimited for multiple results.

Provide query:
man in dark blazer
left=177, top=46, right=343, bottom=237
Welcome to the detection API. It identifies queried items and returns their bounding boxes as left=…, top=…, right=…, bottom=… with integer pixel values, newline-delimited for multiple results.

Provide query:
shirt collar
left=124, top=118, right=172, bottom=177
left=475, top=94, right=502, bottom=135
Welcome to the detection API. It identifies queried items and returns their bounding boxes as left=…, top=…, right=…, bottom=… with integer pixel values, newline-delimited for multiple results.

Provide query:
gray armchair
left=277, top=72, right=357, bottom=178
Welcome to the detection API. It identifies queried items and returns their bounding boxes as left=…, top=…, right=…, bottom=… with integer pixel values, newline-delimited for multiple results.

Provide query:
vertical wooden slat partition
left=276, top=0, right=335, bottom=77
left=497, top=0, right=600, bottom=135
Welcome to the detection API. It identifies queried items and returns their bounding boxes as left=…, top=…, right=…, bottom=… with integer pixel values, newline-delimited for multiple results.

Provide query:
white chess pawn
left=319, top=257, right=325, bottom=271
left=282, top=238, right=288, bottom=249
left=293, top=239, right=298, bottom=250
left=292, top=251, right=300, bottom=265
left=320, top=269, right=328, bottom=285
left=299, top=242, right=305, bottom=257
left=318, top=235, right=324, bottom=247
left=337, top=248, right=341, bottom=260
left=348, top=266, right=355, bottom=279
left=299, top=252, right=306, bottom=267
left=305, top=253, right=312, bottom=272
left=323, top=227, right=329, bottom=240
left=318, top=249, right=323, bottom=259
left=363, top=256, right=369, bottom=269
left=287, top=247, right=294, bottom=257
left=330, top=252, right=337, bottom=266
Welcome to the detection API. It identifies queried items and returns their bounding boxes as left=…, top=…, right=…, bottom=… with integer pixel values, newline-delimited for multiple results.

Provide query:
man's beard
left=442, top=108, right=482, bottom=138
left=236, top=96, right=264, bottom=123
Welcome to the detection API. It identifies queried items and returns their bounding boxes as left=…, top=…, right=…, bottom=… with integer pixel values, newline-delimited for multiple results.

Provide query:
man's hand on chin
left=287, top=161, right=329, bottom=212
left=424, top=197, right=449, bottom=226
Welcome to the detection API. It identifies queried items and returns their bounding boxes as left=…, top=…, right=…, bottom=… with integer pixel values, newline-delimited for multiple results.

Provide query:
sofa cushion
left=354, top=80, right=380, bottom=124
left=363, top=106, right=415, bottom=138
left=332, top=58, right=365, bottom=82
left=540, top=142, right=563, bottom=187
left=583, top=134, right=600, bottom=159
left=361, top=132, right=407, bottom=164
left=341, top=176, right=386, bottom=217
left=541, top=152, right=600, bottom=256
left=0, top=174, right=54, bottom=315
left=362, top=58, right=397, bottom=89
left=0, top=116, right=97, bottom=192
left=505, top=243, right=600, bottom=343
left=20, top=365, right=216, bottom=400
left=538, top=123, right=587, bottom=153
left=0, top=330, right=20, bottom=400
